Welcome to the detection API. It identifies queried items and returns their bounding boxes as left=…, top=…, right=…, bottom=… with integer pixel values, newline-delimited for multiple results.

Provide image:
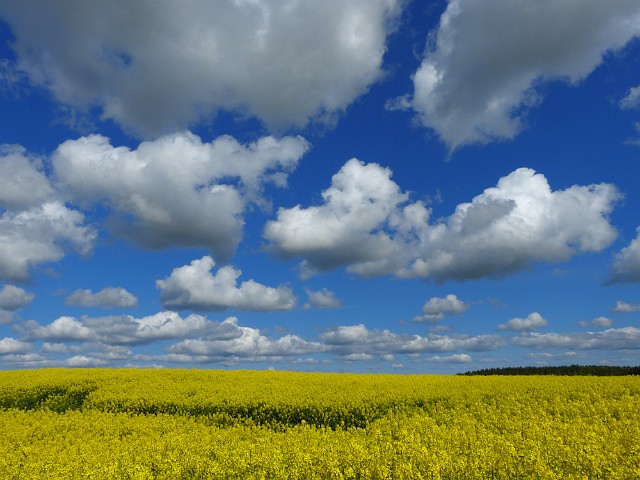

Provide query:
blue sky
left=0, top=0, right=639, bottom=373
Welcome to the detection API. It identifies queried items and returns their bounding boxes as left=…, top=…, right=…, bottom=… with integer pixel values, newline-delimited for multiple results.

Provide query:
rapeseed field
left=1, top=369, right=638, bottom=479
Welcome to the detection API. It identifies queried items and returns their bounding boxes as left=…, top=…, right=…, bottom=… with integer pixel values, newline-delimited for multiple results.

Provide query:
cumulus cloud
left=498, top=312, right=548, bottom=332
left=65, top=356, right=107, bottom=368
left=425, top=353, right=472, bottom=364
left=511, top=327, right=640, bottom=350
left=321, top=323, right=505, bottom=356
left=53, top=132, right=308, bottom=260
left=303, top=288, right=343, bottom=309
left=406, top=0, right=640, bottom=149
left=609, top=228, right=640, bottom=283
left=265, top=160, right=620, bottom=282
left=0, top=284, right=34, bottom=311
left=0, top=144, right=95, bottom=282
left=168, top=317, right=325, bottom=360
left=26, top=311, right=241, bottom=346
left=0, top=202, right=96, bottom=282
left=264, top=158, right=410, bottom=278
left=66, top=287, right=138, bottom=308
left=414, top=294, right=468, bottom=322
left=578, top=317, right=614, bottom=328
left=0, top=337, right=32, bottom=355
left=157, top=256, right=296, bottom=312
left=0, top=284, right=34, bottom=324
left=612, top=300, right=640, bottom=313
left=401, top=168, right=620, bottom=281
left=0, top=145, right=56, bottom=210
left=0, top=0, right=401, bottom=136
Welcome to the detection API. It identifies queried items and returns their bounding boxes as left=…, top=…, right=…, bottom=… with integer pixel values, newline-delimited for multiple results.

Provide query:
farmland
left=1, top=369, right=639, bottom=479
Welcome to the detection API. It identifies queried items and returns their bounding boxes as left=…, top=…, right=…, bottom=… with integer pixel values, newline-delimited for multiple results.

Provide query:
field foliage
left=1, top=369, right=639, bottom=479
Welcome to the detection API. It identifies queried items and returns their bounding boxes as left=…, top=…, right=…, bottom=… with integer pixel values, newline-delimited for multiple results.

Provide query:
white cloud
left=578, top=317, right=614, bottom=328
left=512, top=327, right=640, bottom=350
left=0, top=0, right=401, bottom=136
left=0, top=284, right=33, bottom=324
left=0, top=337, right=32, bottom=355
left=0, top=284, right=34, bottom=311
left=426, top=353, right=472, bottom=364
left=321, top=323, right=505, bottom=355
left=402, top=168, right=620, bottom=281
left=414, top=294, right=467, bottom=323
left=26, top=311, right=239, bottom=346
left=340, top=353, right=374, bottom=362
left=264, top=158, right=411, bottom=277
left=526, top=351, right=585, bottom=361
left=0, top=202, right=96, bottom=282
left=66, top=287, right=138, bottom=308
left=27, top=316, right=94, bottom=342
left=609, top=228, right=640, bottom=283
left=407, top=0, right=640, bottom=149
left=168, top=317, right=325, bottom=359
left=265, top=160, right=620, bottom=281
left=612, top=300, right=640, bottom=313
left=157, top=256, right=296, bottom=312
left=53, top=132, right=308, bottom=260
left=620, top=86, right=640, bottom=109
left=498, top=312, right=548, bottom=332
left=65, top=355, right=107, bottom=368
left=0, top=145, right=56, bottom=210
left=0, top=145, right=95, bottom=282
left=303, top=288, right=342, bottom=309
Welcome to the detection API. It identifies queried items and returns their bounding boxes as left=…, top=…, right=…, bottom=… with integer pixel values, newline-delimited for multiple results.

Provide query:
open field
left=1, top=369, right=639, bottom=479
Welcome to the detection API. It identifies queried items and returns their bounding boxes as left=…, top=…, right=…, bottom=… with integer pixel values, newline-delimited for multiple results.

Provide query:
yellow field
left=0, top=369, right=638, bottom=479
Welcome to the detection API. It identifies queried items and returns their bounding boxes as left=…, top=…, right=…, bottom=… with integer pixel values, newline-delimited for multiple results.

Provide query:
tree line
left=459, top=365, right=640, bottom=376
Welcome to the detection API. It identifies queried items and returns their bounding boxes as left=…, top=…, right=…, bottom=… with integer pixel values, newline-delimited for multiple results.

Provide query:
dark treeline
left=459, top=365, right=640, bottom=376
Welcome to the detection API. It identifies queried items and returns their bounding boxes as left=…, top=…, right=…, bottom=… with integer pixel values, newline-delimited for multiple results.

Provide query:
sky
left=0, top=0, right=639, bottom=374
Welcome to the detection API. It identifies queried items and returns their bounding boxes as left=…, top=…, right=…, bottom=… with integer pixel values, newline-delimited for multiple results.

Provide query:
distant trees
left=459, top=364, right=640, bottom=376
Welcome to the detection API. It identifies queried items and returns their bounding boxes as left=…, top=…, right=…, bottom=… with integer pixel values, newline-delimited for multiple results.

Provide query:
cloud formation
left=620, top=86, right=640, bottom=110
left=66, top=287, right=138, bottom=309
left=53, top=132, right=309, bottom=260
left=321, top=323, right=505, bottom=356
left=578, top=317, right=614, bottom=328
left=168, top=317, right=325, bottom=361
left=265, top=160, right=620, bottom=282
left=407, top=0, right=640, bottom=149
left=6, top=311, right=640, bottom=368
left=0, top=337, right=32, bottom=355
left=26, top=311, right=239, bottom=346
left=0, top=202, right=95, bottom=282
left=157, top=256, right=296, bottom=312
left=414, top=294, right=468, bottom=323
left=0, top=284, right=33, bottom=324
left=0, top=146, right=95, bottom=282
left=264, top=158, right=409, bottom=278
left=511, top=327, right=640, bottom=350
left=0, top=0, right=401, bottom=136
left=612, top=301, right=640, bottom=313
left=0, top=145, right=56, bottom=210
left=609, top=228, right=640, bottom=283
left=498, top=312, right=548, bottom=332
left=304, top=288, right=343, bottom=309
left=425, top=353, right=472, bottom=364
